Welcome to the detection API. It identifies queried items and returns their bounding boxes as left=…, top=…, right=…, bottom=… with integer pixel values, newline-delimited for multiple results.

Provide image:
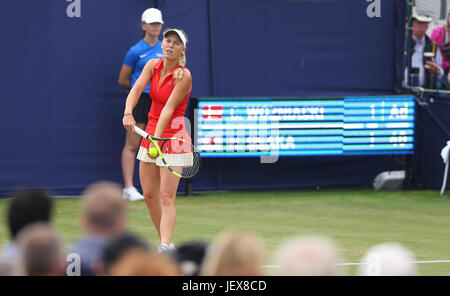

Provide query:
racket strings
left=160, top=140, right=201, bottom=179
left=180, top=151, right=201, bottom=178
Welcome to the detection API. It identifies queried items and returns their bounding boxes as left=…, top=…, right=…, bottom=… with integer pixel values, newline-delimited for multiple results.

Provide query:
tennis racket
left=134, top=125, right=201, bottom=179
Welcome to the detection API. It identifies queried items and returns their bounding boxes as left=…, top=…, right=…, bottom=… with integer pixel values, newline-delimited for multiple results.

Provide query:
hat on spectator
left=141, top=8, right=164, bottom=24
left=412, top=7, right=432, bottom=23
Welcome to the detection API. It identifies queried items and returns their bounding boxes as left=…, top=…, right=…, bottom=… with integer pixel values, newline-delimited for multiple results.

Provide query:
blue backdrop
left=1, top=0, right=443, bottom=196
left=209, top=0, right=398, bottom=97
left=412, top=94, right=450, bottom=190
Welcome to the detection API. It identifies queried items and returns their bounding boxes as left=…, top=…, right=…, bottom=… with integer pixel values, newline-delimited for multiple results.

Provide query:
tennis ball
left=148, top=147, right=158, bottom=159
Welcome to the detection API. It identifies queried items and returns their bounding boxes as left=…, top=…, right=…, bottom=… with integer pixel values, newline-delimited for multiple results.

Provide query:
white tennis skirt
left=137, top=146, right=193, bottom=167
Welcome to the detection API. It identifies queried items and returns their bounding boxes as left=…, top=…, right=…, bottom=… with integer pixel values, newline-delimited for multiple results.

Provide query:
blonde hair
left=174, top=52, right=186, bottom=80
left=274, top=236, right=342, bottom=276
left=109, top=248, right=180, bottom=276
left=200, top=230, right=265, bottom=276
left=163, top=28, right=188, bottom=80
left=82, top=181, right=126, bottom=233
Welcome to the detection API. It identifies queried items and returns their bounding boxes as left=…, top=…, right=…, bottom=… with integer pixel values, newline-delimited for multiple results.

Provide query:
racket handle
left=134, top=125, right=149, bottom=139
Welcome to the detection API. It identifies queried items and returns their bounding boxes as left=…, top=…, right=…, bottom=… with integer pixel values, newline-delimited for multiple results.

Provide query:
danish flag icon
left=202, top=105, right=223, bottom=120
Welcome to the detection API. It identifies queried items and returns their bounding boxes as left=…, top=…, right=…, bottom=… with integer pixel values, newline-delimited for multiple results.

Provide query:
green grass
left=1, top=188, right=450, bottom=275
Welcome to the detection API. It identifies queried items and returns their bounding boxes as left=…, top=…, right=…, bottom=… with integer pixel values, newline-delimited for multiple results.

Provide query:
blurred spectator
left=273, top=236, right=342, bottom=276
left=0, top=258, right=17, bottom=276
left=3, top=188, right=53, bottom=262
left=17, top=222, right=64, bottom=276
left=101, top=232, right=150, bottom=275
left=200, top=230, right=265, bottom=276
left=357, top=242, right=417, bottom=276
left=108, top=248, right=180, bottom=276
left=406, top=7, right=445, bottom=89
left=430, top=11, right=450, bottom=78
left=69, top=181, right=127, bottom=276
left=170, top=240, right=209, bottom=276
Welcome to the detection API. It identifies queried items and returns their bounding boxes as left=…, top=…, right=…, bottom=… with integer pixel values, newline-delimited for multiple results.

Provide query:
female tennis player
left=122, top=28, right=192, bottom=253
left=118, top=8, right=164, bottom=201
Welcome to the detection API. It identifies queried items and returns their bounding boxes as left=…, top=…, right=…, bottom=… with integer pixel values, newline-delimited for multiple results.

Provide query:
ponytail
left=174, top=52, right=186, bottom=80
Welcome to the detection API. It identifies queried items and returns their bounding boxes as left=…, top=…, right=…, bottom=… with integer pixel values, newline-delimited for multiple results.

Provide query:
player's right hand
left=123, top=114, right=136, bottom=133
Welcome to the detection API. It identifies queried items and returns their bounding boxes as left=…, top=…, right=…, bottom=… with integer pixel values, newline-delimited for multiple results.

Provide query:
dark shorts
left=133, top=92, right=152, bottom=124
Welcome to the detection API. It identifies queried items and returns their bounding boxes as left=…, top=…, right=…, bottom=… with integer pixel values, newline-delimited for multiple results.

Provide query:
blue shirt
left=2, top=242, right=19, bottom=262
left=123, top=39, right=163, bottom=94
left=69, top=235, right=108, bottom=276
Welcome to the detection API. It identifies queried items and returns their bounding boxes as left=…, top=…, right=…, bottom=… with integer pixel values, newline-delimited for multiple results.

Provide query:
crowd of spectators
left=0, top=182, right=417, bottom=276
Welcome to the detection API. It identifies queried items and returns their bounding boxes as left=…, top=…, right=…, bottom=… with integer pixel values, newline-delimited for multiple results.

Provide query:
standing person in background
left=406, top=7, right=444, bottom=89
left=118, top=8, right=164, bottom=201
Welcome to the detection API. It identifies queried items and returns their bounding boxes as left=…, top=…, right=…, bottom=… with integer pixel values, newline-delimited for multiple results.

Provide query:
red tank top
left=141, top=59, right=192, bottom=150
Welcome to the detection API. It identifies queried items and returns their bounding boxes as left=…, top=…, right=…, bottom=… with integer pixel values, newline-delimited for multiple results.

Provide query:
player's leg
left=140, top=161, right=162, bottom=240
left=159, top=166, right=181, bottom=247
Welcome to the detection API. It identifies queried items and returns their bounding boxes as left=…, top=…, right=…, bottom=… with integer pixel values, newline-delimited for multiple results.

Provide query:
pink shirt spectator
left=430, top=26, right=450, bottom=72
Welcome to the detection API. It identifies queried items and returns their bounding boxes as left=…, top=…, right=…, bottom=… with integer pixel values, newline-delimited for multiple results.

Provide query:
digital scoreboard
left=196, top=96, right=415, bottom=157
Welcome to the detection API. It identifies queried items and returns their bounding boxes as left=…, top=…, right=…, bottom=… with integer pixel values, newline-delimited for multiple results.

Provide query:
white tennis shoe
left=123, top=186, right=144, bottom=201
left=157, top=243, right=176, bottom=253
